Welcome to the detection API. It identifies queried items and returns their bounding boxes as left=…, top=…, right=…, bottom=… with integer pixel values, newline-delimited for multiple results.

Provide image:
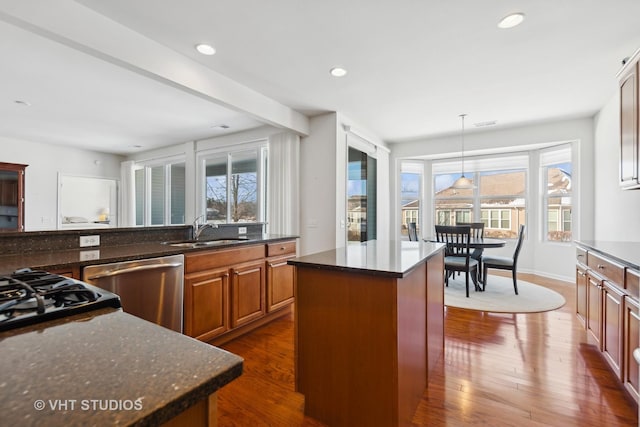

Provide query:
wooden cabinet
left=602, top=280, right=624, bottom=378
left=586, top=272, right=602, bottom=347
left=576, top=252, right=588, bottom=326
left=184, top=268, right=229, bottom=341
left=618, top=49, right=640, bottom=189
left=576, top=244, right=640, bottom=403
left=624, top=295, right=640, bottom=401
left=0, top=162, right=27, bottom=231
left=230, top=260, right=266, bottom=327
left=266, top=241, right=296, bottom=312
left=184, top=239, right=296, bottom=344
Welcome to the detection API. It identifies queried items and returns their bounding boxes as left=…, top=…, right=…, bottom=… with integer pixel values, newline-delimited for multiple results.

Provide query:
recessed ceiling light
left=195, top=43, right=216, bottom=55
left=498, top=13, right=525, bottom=29
left=330, top=67, right=347, bottom=77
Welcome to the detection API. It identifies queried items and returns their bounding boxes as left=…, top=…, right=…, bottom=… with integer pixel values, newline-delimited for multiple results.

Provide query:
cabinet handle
left=280, top=246, right=285, bottom=251
left=597, top=264, right=606, bottom=270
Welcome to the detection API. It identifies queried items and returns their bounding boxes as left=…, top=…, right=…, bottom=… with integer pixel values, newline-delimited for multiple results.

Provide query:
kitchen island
left=288, top=240, right=445, bottom=427
left=0, top=307, right=243, bottom=427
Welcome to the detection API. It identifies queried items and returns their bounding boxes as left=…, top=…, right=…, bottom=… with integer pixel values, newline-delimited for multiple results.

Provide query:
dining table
left=423, top=235, right=506, bottom=285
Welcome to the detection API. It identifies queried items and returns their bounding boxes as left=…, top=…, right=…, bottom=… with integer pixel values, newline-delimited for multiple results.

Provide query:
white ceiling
left=2, top=0, right=640, bottom=155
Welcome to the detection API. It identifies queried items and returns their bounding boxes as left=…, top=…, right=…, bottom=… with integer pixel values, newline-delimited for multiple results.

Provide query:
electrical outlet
left=79, top=250, right=100, bottom=261
left=79, top=235, right=100, bottom=247
left=238, top=227, right=247, bottom=235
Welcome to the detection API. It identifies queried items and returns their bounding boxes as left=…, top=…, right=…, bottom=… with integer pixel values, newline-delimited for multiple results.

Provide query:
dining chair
left=435, top=225, right=479, bottom=298
left=481, top=224, right=525, bottom=295
left=457, top=222, right=485, bottom=279
left=408, top=222, right=418, bottom=241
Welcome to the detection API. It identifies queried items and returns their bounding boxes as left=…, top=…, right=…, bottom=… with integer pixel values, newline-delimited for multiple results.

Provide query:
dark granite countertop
left=575, top=240, right=640, bottom=270
left=0, top=234, right=298, bottom=275
left=288, top=240, right=445, bottom=278
left=0, top=307, right=243, bottom=427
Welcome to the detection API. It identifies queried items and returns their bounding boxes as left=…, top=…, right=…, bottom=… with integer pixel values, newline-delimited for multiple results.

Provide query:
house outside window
left=399, top=161, right=423, bottom=239
left=434, top=155, right=527, bottom=239
left=541, top=145, right=572, bottom=242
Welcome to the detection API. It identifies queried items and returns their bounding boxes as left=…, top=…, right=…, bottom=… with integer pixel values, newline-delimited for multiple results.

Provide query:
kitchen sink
left=163, top=237, right=251, bottom=248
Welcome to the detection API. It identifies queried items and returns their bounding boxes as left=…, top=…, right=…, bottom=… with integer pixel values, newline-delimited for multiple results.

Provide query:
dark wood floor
left=217, top=273, right=638, bottom=426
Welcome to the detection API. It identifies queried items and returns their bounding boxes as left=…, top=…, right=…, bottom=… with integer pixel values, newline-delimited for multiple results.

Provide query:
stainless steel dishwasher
left=82, top=254, right=184, bottom=333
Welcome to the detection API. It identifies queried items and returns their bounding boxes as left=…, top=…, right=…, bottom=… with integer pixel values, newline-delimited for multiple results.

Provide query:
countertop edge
left=575, top=240, right=640, bottom=271
left=288, top=241, right=445, bottom=278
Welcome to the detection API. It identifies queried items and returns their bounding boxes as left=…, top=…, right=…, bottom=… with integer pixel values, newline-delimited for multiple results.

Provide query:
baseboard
left=517, top=268, right=573, bottom=284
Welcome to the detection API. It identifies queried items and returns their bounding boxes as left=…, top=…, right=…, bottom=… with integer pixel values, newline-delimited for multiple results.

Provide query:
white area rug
left=444, top=274, right=566, bottom=313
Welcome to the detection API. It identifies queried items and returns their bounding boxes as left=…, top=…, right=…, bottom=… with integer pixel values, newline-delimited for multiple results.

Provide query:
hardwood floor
left=216, top=273, right=638, bottom=426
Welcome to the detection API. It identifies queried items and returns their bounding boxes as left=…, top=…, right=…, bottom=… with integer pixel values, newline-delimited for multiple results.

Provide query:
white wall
left=299, top=113, right=390, bottom=256
left=390, top=117, right=595, bottom=282
left=594, top=93, right=640, bottom=241
left=0, top=136, right=123, bottom=231
left=299, top=113, right=338, bottom=256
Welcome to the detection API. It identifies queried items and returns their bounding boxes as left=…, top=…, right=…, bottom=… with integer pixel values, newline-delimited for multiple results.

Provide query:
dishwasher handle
left=86, top=262, right=183, bottom=280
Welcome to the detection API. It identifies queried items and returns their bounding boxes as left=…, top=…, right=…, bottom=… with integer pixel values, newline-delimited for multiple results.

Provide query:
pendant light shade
left=452, top=114, right=476, bottom=189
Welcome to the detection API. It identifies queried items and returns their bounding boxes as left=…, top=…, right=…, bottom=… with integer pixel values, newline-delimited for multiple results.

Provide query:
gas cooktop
left=0, top=268, right=121, bottom=332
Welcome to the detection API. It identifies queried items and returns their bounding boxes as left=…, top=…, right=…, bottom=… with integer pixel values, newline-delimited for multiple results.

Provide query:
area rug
left=444, top=275, right=566, bottom=313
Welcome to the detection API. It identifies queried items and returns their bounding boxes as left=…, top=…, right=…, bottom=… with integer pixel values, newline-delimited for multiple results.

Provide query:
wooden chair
left=481, top=224, right=525, bottom=295
left=435, top=225, right=479, bottom=298
left=408, top=222, right=418, bottom=241
left=457, top=222, right=485, bottom=279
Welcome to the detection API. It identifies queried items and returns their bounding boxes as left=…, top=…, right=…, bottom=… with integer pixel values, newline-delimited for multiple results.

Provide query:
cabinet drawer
left=588, top=252, right=625, bottom=288
left=267, top=240, right=296, bottom=257
left=576, top=247, right=587, bottom=264
left=185, top=244, right=265, bottom=273
left=627, top=269, right=640, bottom=300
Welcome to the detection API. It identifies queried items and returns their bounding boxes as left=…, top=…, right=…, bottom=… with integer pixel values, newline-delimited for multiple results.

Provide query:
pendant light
left=452, top=114, right=475, bottom=189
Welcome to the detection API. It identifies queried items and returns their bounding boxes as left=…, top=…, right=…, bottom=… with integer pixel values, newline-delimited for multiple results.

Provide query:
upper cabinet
left=619, top=49, right=640, bottom=189
left=0, top=162, right=27, bottom=231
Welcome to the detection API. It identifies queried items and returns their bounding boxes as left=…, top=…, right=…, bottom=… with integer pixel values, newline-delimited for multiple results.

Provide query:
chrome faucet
left=192, top=215, right=218, bottom=240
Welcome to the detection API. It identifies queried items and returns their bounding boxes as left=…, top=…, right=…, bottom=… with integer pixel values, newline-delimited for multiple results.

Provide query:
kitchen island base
left=291, top=242, right=445, bottom=427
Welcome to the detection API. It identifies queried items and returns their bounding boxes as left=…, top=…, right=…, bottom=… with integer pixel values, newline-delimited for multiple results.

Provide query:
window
left=200, top=144, right=267, bottom=224
left=134, top=159, right=186, bottom=226
left=400, top=161, right=422, bottom=239
left=482, top=209, right=511, bottom=230
left=541, top=145, right=572, bottom=242
left=434, top=155, right=527, bottom=238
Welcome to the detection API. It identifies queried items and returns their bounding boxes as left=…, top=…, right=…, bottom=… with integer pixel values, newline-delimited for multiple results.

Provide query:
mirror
left=58, top=174, right=118, bottom=229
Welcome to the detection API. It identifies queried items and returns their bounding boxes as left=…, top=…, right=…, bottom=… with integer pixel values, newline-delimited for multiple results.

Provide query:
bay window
left=434, top=155, right=527, bottom=239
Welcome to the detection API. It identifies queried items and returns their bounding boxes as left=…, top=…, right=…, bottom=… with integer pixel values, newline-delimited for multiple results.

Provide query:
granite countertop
left=575, top=240, right=640, bottom=270
left=288, top=240, right=445, bottom=278
left=0, top=307, right=243, bottom=427
left=0, top=234, right=298, bottom=275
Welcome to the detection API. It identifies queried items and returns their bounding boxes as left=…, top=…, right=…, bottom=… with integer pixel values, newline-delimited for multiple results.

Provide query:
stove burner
left=0, top=268, right=121, bottom=331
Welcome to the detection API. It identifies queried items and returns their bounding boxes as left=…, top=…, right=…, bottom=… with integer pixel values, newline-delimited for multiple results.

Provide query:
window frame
left=432, top=154, right=528, bottom=239
left=540, top=144, right=573, bottom=243
left=196, top=141, right=268, bottom=224
left=133, top=155, right=186, bottom=227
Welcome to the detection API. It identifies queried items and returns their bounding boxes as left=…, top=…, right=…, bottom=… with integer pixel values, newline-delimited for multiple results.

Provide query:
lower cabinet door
left=266, top=256, right=295, bottom=312
left=231, top=260, right=266, bottom=328
left=602, top=281, right=624, bottom=379
left=587, top=274, right=602, bottom=347
left=184, top=269, right=229, bottom=341
left=624, top=296, right=640, bottom=402
left=576, top=263, right=588, bottom=326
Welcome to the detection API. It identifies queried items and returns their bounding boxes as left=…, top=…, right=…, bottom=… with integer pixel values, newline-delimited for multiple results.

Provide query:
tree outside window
left=204, top=148, right=264, bottom=224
